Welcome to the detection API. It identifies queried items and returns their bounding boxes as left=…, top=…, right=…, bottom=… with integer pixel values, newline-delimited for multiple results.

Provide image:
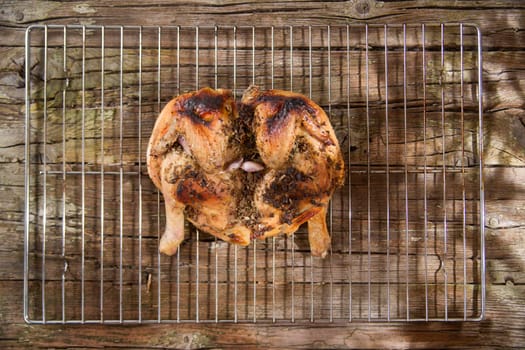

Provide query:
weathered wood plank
left=1, top=0, right=524, bottom=50
left=1, top=281, right=524, bottom=348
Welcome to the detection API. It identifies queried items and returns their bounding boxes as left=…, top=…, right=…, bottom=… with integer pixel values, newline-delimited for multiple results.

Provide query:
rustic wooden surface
left=1, top=0, right=524, bottom=348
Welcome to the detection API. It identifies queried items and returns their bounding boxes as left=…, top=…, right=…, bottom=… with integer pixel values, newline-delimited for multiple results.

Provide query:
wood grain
left=1, top=0, right=525, bottom=349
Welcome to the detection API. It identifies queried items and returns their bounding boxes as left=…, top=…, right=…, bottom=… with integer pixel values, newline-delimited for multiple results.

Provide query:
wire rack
left=24, top=23, right=485, bottom=324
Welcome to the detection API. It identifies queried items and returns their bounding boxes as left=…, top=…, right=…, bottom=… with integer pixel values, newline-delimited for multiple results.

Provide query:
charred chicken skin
left=147, top=86, right=344, bottom=257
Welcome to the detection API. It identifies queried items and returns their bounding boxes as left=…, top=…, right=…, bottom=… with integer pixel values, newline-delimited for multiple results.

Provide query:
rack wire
left=24, top=23, right=485, bottom=324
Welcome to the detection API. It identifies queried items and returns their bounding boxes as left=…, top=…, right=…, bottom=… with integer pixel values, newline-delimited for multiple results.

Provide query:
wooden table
left=1, top=1, right=524, bottom=348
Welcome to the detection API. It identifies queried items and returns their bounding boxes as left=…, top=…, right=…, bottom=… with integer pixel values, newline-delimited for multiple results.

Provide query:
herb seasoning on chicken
left=147, top=86, right=344, bottom=257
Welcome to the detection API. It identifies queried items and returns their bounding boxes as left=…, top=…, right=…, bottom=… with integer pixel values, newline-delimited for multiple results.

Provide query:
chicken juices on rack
left=242, top=86, right=344, bottom=257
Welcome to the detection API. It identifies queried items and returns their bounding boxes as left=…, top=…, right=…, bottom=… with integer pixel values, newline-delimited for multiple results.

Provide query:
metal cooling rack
left=24, top=23, right=485, bottom=324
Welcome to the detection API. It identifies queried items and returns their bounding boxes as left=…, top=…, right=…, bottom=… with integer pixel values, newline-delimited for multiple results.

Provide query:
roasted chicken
left=147, top=86, right=344, bottom=257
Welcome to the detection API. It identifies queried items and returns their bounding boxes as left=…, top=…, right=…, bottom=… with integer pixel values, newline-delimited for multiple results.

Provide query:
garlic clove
left=226, top=157, right=244, bottom=171
left=241, top=161, right=265, bottom=172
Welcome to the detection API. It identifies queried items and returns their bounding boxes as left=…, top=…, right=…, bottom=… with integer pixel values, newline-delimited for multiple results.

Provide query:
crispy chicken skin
left=242, top=86, right=344, bottom=257
left=147, top=86, right=344, bottom=257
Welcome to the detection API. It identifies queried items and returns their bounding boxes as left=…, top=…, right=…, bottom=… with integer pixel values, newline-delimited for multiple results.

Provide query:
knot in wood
left=355, top=0, right=371, bottom=16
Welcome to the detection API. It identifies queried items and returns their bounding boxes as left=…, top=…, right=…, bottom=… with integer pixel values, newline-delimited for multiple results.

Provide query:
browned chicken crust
left=147, top=86, right=344, bottom=257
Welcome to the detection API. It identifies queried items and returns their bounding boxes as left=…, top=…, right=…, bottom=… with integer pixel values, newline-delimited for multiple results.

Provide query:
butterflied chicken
left=147, top=86, right=344, bottom=257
